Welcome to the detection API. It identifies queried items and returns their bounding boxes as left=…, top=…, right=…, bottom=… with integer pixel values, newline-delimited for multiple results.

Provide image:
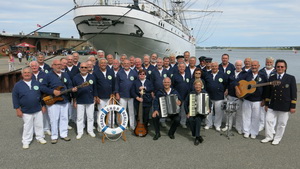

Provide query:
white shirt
left=277, top=73, right=285, bottom=79
left=17, top=52, right=22, bottom=58
left=181, top=73, right=185, bottom=81
left=102, top=70, right=107, bottom=78
left=158, top=69, right=163, bottom=76
left=265, top=68, right=274, bottom=78
left=212, top=72, right=217, bottom=80
left=140, top=79, right=146, bottom=86
left=166, top=88, right=172, bottom=95
left=124, top=69, right=130, bottom=77
left=81, top=74, right=88, bottom=82
left=24, top=80, right=32, bottom=89
left=235, top=71, right=241, bottom=79
left=189, top=67, right=196, bottom=76
left=67, top=66, right=73, bottom=71
left=252, top=73, right=258, bottom=80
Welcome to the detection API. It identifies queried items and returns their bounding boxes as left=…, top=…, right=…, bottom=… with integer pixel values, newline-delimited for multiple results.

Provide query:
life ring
left=97, top=104, right=128, bottom=135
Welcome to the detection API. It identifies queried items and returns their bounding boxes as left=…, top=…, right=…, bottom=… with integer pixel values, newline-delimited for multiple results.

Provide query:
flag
left=37, top=24, right=42, bottom=28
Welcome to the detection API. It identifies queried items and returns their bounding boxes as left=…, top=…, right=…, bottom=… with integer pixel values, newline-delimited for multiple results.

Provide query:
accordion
left=159, top=94, right=180, bottom=117
left=189, top=93, right=210, bottom=116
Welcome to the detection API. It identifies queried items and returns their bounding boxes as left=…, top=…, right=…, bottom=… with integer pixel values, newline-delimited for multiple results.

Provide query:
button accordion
left=159, top=94, right=180, bottom=117
left=189, top=93, right=210, bottom=116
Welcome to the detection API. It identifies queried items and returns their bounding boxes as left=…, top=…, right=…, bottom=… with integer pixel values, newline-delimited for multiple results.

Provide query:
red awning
left=16, top=42, right=36, bottom=48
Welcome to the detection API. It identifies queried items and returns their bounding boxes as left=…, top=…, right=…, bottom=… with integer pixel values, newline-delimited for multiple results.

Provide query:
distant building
left=0, top=31, right=90, bottom=56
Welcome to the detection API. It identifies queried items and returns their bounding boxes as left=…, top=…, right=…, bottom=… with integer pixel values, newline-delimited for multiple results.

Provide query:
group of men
left=12, top=50, right=297, bottom=149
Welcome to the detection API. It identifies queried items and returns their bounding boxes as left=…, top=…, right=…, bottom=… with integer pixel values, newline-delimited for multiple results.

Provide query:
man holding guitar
left=237, top=60, right=267, bottom=139
left=261, top=59, right=297, bottom=145
left=40, top=59, right=77, bottom=144
left=131, top=69, right=154, bottom=136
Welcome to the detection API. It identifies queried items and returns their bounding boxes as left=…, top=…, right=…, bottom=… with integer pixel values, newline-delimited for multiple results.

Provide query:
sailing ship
left=73, top=0, right=220, bottom=57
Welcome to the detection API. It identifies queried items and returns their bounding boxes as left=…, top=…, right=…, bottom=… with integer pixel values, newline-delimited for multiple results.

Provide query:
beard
left=266, top=65, right=273, bottom=69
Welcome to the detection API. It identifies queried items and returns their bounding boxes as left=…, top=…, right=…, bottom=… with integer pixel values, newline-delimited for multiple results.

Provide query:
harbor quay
left=0, top=55, right=299, bottom=169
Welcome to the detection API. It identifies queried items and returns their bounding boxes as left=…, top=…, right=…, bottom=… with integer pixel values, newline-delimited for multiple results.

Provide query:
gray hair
left=266, top=56, right=274, bottom=62
left=98, top=58, right=108, bottom=63
left=22, top=67, right=32, bottom=74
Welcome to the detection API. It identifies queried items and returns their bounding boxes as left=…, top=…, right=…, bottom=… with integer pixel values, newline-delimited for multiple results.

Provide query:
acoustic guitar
left=236, top=80, right=281, bottom=98
left=134, top=88, right=148, bottom=137
left=42, top=81, right=90, bottom=106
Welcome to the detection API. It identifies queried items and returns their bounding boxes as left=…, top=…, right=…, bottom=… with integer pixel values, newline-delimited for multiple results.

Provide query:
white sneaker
left=37, top=138, right=47, bottom=144
left=215, top=127, right=221, bottom=131
left=261, top=138, right=272, bottom=143
left=250, top=135, right=256, bottom=139
left=88, top=132, right=96, bottom=138
left=22, top=144, right=29, bottom=149
left=272, top=140, right=280, bottom=145
left=237, top=130, right=243, bottom=135
left=181, top=124, right=187, bottom=129
left=93, top=126, right=96, bottom=130
left=222, top=127, right=228, bottom=131
left=68, top=125, right=73, bottom=130
left=44, top=130, right=51, bottom=136
left=76, top=134, right=83, bottom=140
left=204, top=126, right=210, bottom=130
left=244, top=133, right=249, bottom=138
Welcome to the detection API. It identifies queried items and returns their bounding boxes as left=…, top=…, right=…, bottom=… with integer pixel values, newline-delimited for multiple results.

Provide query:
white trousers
left=67, top=101, right=77, bottom=122
left=22, top=111, right=44, bottom=145
left=259, top=106, right=277, bottom=132
left=77, top=104, right=95, bottom=135
left=242, top=100, right=261, bottom=136
left=43, top=110, right=51, bottom=131
left=119, top=98, right=135, bottom=130
left=226, top=96, right=243, bottom=131
left=265, top=109, right=289, bottom=142
left=97, top=99, right=113, bottom=127
left=206, top=100, right=224, bottom=128
left=47, top=103, right=69, bottom=140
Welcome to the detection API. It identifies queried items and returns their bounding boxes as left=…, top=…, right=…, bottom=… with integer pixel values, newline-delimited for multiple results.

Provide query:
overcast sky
left=1, top=0, right=299, bottom=47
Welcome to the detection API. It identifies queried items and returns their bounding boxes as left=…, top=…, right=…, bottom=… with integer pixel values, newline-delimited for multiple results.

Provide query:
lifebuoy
left=97, top=104, right=128, bottom=135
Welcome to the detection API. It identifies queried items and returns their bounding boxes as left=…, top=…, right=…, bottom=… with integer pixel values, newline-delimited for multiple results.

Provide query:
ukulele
left=134, top=87, right=148, bottom=137
left=42, top=81, right=90, bottom=105
left=236, top=80, right=281, bottom=98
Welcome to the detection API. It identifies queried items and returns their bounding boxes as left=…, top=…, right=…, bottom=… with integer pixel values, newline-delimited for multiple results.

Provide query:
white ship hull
left=73, top=5, right=196, bottom=57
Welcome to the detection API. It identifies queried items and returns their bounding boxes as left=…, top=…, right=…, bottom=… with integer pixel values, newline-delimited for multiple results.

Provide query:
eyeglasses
left=276, top=66, right=285, bottom=68
left=53, top=64, right=61, bottom=66
left=81, top=67, right=88, bottom=69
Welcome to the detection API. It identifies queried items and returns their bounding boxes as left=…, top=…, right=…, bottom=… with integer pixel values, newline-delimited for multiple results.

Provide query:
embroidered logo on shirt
left=33, top=85, right=39, bottom=90
left=148, top=70, right=152, bottom=75
left=130, top=76, right=134, bottom=81
left=258, top=77, right=262, bottom=82
left=89, top=80, right=94, bottom=84
left=45, top=70, right=49, bottom=74
left=285, top=84, right=289, bottom=88
left=108, top=75, right=112, bottom=80
left=163, top=74, right=167, bottom=78
left=39, top=78, right=43, bottom=83
left=219, top=78, right=223, bottom=82
left=186, top=78, right=189, bottom=83
left=64, top=78, right=67, bottom=83
left=227, top=70, right=231, bottom=75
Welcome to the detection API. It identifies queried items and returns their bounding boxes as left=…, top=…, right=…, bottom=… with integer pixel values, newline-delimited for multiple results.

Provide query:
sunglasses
left=81, top=67, right=88, bottom=69
left=276, top=66, right=285, bottom=68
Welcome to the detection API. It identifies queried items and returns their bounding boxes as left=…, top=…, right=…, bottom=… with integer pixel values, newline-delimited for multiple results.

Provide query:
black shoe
left=153, top=133, right=161, bottom=140
left=194, top=138, right=200, bottom=146
left=198, top=136, right=204, bottom=143
left=168, top=134, right=175, bottom=139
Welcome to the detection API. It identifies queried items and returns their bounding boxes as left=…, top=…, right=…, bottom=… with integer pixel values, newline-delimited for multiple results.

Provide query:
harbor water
left=196, top=49, right=300, bottom=82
